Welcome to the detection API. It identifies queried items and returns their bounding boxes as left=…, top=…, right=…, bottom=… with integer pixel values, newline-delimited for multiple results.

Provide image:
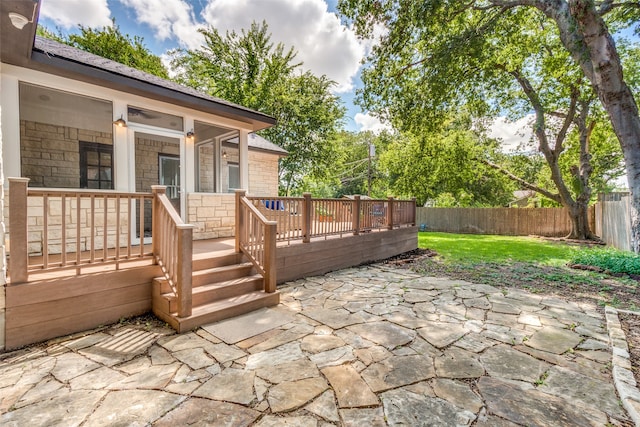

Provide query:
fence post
left=176, top=224, right=193, bottom=317
left=387, top=197, right=394, bottom=230
left=264, top=222, right=277, bottom=292
left=411, top=197, right=417, bottom=226
left=353, top=195, right=361, bottom=235
left=303, top=193, right=312, bottom=243
left=9, top=178, right=30, bottom=284
left=235, top=189, right=246, bottom=253
left=151, top=185, right=166, bottom=261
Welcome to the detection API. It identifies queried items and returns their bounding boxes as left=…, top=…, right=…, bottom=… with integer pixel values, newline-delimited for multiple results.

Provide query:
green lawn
left=418, top=232, right=577, bottom=266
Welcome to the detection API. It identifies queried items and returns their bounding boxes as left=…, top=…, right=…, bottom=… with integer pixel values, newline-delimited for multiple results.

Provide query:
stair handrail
left=235, top=190, right=277, bottom=293
left=152, top=186, right=194, bottom=317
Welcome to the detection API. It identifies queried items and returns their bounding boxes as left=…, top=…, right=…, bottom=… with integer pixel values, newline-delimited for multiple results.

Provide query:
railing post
left=9, top=178, right=30, bottom=284
left=353, top=195, right=361, bottom=235
left=176, top=224, right=193, bottom=317
left=151, top=185, right=166, bottom=261
left=235, top=189, right=246, bottom=252
left=411, top=197, right=417, bottom=226
left=264, top=221, right=277, bottom=293
left=387, top=197, right=395, bottom=230
left=303, top=192, right=312, bottom=243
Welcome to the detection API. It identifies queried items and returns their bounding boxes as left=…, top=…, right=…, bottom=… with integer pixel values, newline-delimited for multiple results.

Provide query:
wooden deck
left=5, top=183, right=417, bottom=350
left=5, top=227, right=416, bottom=350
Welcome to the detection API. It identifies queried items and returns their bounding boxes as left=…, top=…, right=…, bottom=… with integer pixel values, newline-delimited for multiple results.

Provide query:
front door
left=159, top=154, right=181, bottom=214
left=133, top=131, right=182, bottom=240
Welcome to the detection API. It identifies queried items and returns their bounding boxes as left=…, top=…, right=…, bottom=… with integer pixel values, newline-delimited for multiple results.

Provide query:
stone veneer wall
left=187, top=150, right=281, bottom=240
left=20, top=120, right=113, bottom=188
left=248, top=150, right=279, bottom=196
left=187, top=193, right=236, bottom=240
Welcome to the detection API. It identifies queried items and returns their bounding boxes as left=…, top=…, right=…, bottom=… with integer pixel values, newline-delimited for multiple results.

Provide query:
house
left=0, top=0, right=417, bottom=351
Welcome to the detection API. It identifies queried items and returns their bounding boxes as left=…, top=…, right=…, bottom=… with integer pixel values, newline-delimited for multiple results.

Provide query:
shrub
left=571, top=247, right=640, bottom=275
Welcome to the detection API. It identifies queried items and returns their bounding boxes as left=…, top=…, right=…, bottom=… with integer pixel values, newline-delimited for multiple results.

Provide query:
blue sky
left=38, top=0, right=385, bottom=133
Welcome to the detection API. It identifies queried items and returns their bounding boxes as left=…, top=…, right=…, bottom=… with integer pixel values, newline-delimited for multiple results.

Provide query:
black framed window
left=80, top=142, right=113, bottom=189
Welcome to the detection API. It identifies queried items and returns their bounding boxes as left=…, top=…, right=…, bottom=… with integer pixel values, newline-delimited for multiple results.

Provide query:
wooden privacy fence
left=245, top=193, right=417, bottom=244
left=594, top=194, right=632, bottom=252
left=415, top=207, right=576, bottom=237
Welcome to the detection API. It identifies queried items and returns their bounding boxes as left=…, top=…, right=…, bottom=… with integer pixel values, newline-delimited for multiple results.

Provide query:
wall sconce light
left=186, top=130, right=195, bottom=139
left=8, top=2, right=37, bottom=30
left=9, top=13, right=30, bottom=30
left=113, top=115, right=127, bottom=127
left=222, top=150, right=228, bottom=159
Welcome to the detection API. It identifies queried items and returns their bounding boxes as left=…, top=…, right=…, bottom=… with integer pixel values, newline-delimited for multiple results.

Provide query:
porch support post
left=151, top=185, right=166, bottom=261
left=235, top=189, right=246, bottom=253
left=9, top=177, right=29, bottom=284
left=303, top=193, right=312, bottom=243
left=239, top=130, right=249, bottom=191
left=264, top=221, right=277, bottom=293
left=176, top=224, right=193, bottom=317
left=353, top=195, right=361, bottom=235
left=387, top=197, right=394, bottom=230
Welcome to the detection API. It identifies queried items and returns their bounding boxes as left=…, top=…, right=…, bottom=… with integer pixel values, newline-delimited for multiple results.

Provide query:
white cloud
left=40, top=0, right=112, bottom=29
left=200, top=0, right=364, bottom=93
left=118, top=0, right=205, bottom=49
left=489, top=115, right=534, bottom=152
left=354, top=112, right=392, bottom=134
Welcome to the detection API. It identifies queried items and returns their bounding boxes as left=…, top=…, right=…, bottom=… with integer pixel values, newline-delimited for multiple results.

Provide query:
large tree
left=171, top=22, right=345, bottom=195
left=340, top=1, right=640, bottom=249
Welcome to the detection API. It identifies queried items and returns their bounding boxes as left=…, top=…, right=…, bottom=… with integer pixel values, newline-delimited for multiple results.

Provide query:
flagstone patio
left=0, top=264, right=636, bottom=426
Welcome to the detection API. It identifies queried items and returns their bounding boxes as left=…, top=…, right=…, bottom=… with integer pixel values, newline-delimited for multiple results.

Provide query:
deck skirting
left=276, top=226, right=418, bottom=283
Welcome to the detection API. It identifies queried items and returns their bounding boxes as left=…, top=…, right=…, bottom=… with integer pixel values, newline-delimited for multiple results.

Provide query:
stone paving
left=0, top=264, right=634, bottom=426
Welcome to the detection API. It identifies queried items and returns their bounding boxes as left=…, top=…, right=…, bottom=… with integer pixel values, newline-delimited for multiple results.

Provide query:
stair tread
left=193, top=262, right=254, bottom=276
left=173, top=290, right=277, bottom=318
left=153, top=262, right=253, bottom=283
left=160, top=274, right=263, bottom=299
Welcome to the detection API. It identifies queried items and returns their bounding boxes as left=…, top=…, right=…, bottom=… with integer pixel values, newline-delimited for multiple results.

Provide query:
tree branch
left=553, top=85, right=579, bottom=157
left=479, top=158, right=563, bottom=203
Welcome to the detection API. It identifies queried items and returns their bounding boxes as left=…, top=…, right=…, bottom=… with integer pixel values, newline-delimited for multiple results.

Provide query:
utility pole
left=368, top=143, right=375, bottom=197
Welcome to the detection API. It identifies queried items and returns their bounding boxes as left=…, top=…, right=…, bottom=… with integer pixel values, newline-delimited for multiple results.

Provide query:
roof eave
left=27, top=50, right=276, bottom=132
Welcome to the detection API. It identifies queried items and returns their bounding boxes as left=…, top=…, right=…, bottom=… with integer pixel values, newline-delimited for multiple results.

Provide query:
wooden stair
left=152, top=251, right=280, bottom=332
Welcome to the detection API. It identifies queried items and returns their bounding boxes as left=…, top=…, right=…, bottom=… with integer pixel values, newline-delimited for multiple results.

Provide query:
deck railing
left=151, top=186, right=193, bottom=317
left=246, top=193, right=416, bottom=244
left=8, top=178, right=155, bottom=282
left=236, top=190, right=277, bottom=293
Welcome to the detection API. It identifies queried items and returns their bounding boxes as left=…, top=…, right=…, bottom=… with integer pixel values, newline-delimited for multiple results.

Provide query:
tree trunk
left=566, top=199, right=594, bottom=240
left=542, top=2, right=640, bottom=251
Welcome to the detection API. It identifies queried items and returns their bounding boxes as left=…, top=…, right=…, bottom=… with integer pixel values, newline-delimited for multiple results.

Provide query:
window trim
left=79, top=141, right=114, bottom=189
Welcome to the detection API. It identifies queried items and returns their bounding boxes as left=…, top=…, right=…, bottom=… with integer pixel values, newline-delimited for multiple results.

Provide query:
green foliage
left=571, top=247, right=640, bottom=275
left=380, top=117, right=516, bottom=207
left=418, top=232, right=577, bottom=266
left=338, top=1, right=634, bottom=238
left=39, top=22, right=169, bottom=79
left=171, top=21, right=345, bottom=195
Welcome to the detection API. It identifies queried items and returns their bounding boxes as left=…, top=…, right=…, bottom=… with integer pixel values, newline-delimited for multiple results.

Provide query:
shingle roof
left=32, top=36, right=275, bottom=125
left=227, top=133, right=288, bottom=156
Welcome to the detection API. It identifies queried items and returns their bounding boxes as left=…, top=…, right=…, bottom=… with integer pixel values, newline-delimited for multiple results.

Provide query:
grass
left=418, top=232, right=577, bottom=266
left=408, top=231, right=640, bottom=310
